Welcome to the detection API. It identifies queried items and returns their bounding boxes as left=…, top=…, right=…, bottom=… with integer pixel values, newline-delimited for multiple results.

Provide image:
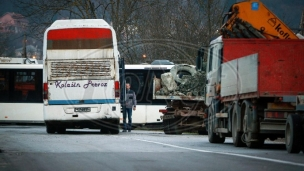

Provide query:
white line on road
left=121, top=137, right=304, bottom=167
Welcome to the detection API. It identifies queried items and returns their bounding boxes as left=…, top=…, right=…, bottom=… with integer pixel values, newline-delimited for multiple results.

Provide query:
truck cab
left=205, top=36, right=223, bottom=106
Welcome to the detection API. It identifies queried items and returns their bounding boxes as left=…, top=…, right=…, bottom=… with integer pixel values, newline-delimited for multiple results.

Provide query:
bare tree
left=133, top=0, right=227, bottom=64
left=14, top=0, right=228, bottom=64
left=14, top=0, right=154, bottom=63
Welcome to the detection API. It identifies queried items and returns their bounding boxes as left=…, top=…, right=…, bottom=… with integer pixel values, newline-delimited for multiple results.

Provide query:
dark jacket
left=125, top=89, right=137, bottom=108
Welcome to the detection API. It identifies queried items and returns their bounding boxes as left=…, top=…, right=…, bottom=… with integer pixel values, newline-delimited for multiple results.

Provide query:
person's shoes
left=128, top=130, right=131, bottom=132
left=122, top=130, right=127, bottom=132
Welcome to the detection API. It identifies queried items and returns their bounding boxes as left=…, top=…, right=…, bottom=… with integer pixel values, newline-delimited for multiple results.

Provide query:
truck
left=202, top=0, right=304, bottom=153
left=156, top=64, right=208, bottom=135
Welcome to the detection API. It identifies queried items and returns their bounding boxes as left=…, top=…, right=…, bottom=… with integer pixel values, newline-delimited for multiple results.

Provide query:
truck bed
left=221, top=38, right=304, bottom=100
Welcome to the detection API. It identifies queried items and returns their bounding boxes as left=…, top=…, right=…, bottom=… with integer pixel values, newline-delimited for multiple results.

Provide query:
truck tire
left=170, top=64, right=196, bottom=83
left=169, top=118, right=182, bottom=135
left=232, top=107, right=245, bottom=147
left=244, top=132, right=265, bottom=148
left=163, top=119, right=171, bottom=134
left=285, top=114, right=303, bottom=153
left=243, top=110, right=264, bottom=148
left=208, top=107, right=225, bottom=143
left=46, top=124, right=56, bottom=134
left=163, top=118, right=182, bottom=135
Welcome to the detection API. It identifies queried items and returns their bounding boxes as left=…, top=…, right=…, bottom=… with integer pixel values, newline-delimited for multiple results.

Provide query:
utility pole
left=22, top=34, right=27, bottom=58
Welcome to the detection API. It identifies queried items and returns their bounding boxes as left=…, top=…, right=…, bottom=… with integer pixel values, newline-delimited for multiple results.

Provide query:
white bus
left=121, top=64, right=174, bottom=127
left=43, top=19, right=121, bottom=134
left=0, top=57, right=43, bottom=124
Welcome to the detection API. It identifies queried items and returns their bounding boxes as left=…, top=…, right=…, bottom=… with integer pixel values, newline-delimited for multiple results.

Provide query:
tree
left=14, top=0, right=228, bottom=64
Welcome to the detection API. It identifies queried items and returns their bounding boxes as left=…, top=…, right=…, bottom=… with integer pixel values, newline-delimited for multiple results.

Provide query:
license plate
left=163, top=115, right=175, bottom=120
left=74, top=107, right=91, bottom=112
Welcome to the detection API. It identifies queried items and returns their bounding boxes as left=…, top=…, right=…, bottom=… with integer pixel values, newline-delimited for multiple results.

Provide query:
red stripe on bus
left=47, top=28, right=112, bottom=40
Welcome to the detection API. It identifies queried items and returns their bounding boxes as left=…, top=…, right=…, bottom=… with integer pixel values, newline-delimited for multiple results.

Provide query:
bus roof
left=47, top=19, right=111, bottom=29
left=0, top=64, right=42, bottom=69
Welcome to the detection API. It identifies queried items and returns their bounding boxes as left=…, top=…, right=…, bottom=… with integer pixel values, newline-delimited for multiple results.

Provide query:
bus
left=120, top=64, right=174, bottom=127
left=0, top=57, right=43, bottom=124
left=43, top=19, right=121, bottom=134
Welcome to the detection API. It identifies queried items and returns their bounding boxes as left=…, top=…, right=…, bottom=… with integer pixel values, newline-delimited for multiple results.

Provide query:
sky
left=0, top=0, right=303, bottom=30
left=227, top=0, right=304, bottom=29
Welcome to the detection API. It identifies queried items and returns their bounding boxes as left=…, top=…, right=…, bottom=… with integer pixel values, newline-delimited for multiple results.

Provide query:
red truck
left=203, top=36, right=304, bottom=153
left=202, top=0, right=304, bottom=154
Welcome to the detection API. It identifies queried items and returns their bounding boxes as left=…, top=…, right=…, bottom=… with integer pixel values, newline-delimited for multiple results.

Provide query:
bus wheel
left=285, top=114, right=302, bottom=153
left=100, top=125, right=109, bottom=134
left=57, top=126, right=66, bottom=134
left=109, top=124, right=119, bottom=134
left=46, top=125, right=56, bottom=134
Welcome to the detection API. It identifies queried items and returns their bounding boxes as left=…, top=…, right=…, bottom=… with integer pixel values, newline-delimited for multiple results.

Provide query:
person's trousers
left=123, top=108, right=132, bottom=130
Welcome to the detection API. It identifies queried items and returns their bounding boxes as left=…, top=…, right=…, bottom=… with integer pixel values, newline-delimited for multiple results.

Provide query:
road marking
left=122, top=137, right=304, bottom=167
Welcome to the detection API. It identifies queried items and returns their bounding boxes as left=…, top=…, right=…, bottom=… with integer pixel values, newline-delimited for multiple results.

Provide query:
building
left=0, top=12, right=28, bottom=33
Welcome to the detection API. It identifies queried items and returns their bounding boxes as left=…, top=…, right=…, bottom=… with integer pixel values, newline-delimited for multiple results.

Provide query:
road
left=0, top=125, right=303, bottom=171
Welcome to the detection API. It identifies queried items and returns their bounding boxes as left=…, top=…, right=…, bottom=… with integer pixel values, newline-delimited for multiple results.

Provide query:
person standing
left=123, top=83, right=136, bottom=132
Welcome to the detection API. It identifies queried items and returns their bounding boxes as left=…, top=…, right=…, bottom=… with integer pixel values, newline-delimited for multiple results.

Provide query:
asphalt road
left=0, top=125, right=303, bottom=171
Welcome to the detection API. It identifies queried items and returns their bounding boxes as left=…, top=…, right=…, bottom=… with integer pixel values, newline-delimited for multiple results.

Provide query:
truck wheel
left=46, top=124, right=56, bottom=134
left=168, top=118, right=182, bottom=135
left=232, top=108, right=245, bottom=147
left=243, top=114, right=264, bottom=148
left=208, top=107, right=225, bottom=143
left=163, top=119, right=171, bottom=134
left=170, top=64, right=196, bottom=83
left=285, top=114, right=303, bottom=153
left=244, top=133, right=264, bottom=148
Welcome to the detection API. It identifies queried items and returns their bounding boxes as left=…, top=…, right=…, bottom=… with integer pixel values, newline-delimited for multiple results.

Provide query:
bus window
left=0, top=69, right=42, bottom=103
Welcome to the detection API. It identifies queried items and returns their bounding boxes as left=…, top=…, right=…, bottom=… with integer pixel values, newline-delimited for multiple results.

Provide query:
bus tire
left=109, top=124, right=119, bottom=134
left=285, top=114, right=303, bottom=153
left=57, top=126, right=66, bottom=134
left=46, top=125, right=56, bottom=134
left=100, top=128, right=108, bottom=134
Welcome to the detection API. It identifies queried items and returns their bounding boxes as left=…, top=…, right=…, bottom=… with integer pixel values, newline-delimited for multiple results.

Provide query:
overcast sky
left=1, top=0, right=303, bottom=29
